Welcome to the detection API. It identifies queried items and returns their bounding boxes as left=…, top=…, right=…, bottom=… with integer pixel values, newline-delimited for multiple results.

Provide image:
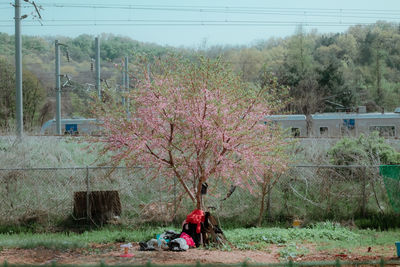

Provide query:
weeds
left=278, top=242, right=309, bottom=260
left=226, top=223, right=358, bottom=250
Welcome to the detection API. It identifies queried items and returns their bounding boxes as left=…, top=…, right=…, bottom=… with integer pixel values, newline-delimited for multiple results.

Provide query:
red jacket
left=185, top=209, right=205, bottom=233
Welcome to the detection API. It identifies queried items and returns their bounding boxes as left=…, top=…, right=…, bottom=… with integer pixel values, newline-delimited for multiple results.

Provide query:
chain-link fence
left=274, top=165, right=390, bottom=223
left=0, top=165, right=395, bottom=227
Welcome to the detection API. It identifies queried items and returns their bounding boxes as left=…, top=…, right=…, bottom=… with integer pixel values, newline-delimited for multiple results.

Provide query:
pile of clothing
left=139, top=229, right=195, bottom=251
left=139, top=209, right=223, bottom=252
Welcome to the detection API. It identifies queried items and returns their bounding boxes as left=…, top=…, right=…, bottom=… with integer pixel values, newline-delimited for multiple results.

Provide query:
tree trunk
left=196, top=194, right=202, bottom=210
left=257, top=182, right=268, bottom=227
left=266, top=184, right=271, bottom=221
left=196, top=180, right=203, bottom=210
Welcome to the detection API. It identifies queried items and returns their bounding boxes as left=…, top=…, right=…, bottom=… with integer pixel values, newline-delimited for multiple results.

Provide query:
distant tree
left=358, top=31, right=377, bottom=66
left=0, top=57, right=46, bottom=129
left=228, top=48, right=264, bottom=82
left=66, top=34, right=94, bottom=62
left=22, top=36, right=50, bottom=55
left=314, top=43, right=355, bottom=111
left=0, top=58, right=15, bottom=126
left=278, top=26, right=321, bottom=135
left=94, top=56, right=290, bottom=210
left=329, top=132, right=400, bottom=166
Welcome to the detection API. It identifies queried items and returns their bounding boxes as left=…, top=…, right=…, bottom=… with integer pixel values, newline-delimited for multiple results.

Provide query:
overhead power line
left=19, top=3, right=400, bottom=13
left=0, top=24, right=378, bottom=28
left=0, top=19, right=392, bottom=24
left=0, top=20, right=386, bottom=27
left=3, top=4, right=400, bottom=16
left=2, top=3, right=399, bottom=30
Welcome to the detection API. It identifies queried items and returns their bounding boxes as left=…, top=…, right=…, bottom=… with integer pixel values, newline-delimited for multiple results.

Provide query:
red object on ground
left=120, top=246, right=134, bottom=257
left=185, top=209, right=205, bottom=233
left=180, top=232, right=196, bottom=247
left=120, top=253, right=135, bottom=258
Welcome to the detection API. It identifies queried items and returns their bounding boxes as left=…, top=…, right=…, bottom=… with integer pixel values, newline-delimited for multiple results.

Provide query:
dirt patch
left=0, top=243, right=279, bottom=265
left=295, top=244, right=397, bottom=264
left=0, top=243, right=397, bottom=265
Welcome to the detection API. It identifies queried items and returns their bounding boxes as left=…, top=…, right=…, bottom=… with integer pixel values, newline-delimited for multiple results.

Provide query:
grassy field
left=0, top=222, right=398, bottom=253
left=0, top=220, right=399, bottom=265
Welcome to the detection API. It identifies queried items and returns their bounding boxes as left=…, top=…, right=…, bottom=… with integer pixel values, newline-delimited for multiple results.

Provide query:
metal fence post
left=86, top=166, right=91, bottom=222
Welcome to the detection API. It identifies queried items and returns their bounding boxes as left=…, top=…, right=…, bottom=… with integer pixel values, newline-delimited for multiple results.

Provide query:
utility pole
left=55, top=40, right=61, bottom=135
left=54, top=40, right=68, bottom=135
left=15, top=0, right=23, bottom=138
left=124, top=56, right=129, bottom=112
left=95, top=37, right=101, bottom=98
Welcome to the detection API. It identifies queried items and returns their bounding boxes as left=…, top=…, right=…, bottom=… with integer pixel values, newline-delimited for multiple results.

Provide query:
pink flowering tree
left=95, top=57, right=290, bottom=210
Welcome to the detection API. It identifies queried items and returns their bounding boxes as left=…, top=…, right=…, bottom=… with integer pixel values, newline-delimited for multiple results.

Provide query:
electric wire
left=2, top=4, right=400, bottom=27
left=0, top=18, right=398, bottom=23
left=3, top=3, right=400, bottom=17
left=0, top=21, right=385, bottom=27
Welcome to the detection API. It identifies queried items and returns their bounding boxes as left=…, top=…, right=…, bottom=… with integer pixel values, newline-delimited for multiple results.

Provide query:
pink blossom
left=94, top=57, right=290, bottom=209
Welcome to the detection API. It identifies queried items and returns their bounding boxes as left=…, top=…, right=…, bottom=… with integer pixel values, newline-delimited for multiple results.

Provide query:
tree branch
left=145, top=143, right=170, bottom=165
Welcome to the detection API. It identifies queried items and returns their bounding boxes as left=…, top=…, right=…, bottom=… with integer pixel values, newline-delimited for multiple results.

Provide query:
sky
left=1, top=0, right=400, bottom=47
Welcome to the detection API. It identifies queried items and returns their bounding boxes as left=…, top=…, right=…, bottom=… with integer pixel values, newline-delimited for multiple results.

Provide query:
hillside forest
left=1, top=21, right=400, bottom=130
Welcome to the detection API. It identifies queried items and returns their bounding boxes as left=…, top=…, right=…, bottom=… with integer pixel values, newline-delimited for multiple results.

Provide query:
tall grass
left=0, top=136, right=106, bottom=168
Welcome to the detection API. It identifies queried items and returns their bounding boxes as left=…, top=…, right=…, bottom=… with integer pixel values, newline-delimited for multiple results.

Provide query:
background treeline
left=1, top=21, right=400, bottom=130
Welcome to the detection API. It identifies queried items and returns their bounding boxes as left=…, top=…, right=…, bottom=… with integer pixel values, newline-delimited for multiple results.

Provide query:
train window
left=65, top=124, right=78, bottom=135
left=291, top=127, right=300, bottom=137
left=320, top=127, right=329, bottom=137
left=343, top=119, right=355, bottom=130
left=369, top=126, right=395, bottom=137
left=341, top=119, right=356, bottom=136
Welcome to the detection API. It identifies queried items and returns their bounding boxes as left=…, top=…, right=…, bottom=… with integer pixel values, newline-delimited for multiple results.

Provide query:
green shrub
left=328, top=132, right=400, bottom=165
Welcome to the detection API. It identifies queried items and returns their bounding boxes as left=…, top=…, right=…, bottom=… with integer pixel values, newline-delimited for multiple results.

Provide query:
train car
left=40, top=118, right=101, bottom=135
left=266, top=107, right=400, bottom=138
left=265, top=115, right=307, bottom=137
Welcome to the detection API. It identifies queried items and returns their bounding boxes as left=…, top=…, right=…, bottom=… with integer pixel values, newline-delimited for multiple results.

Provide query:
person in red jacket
left=181, top=209, right=205, bottom=247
